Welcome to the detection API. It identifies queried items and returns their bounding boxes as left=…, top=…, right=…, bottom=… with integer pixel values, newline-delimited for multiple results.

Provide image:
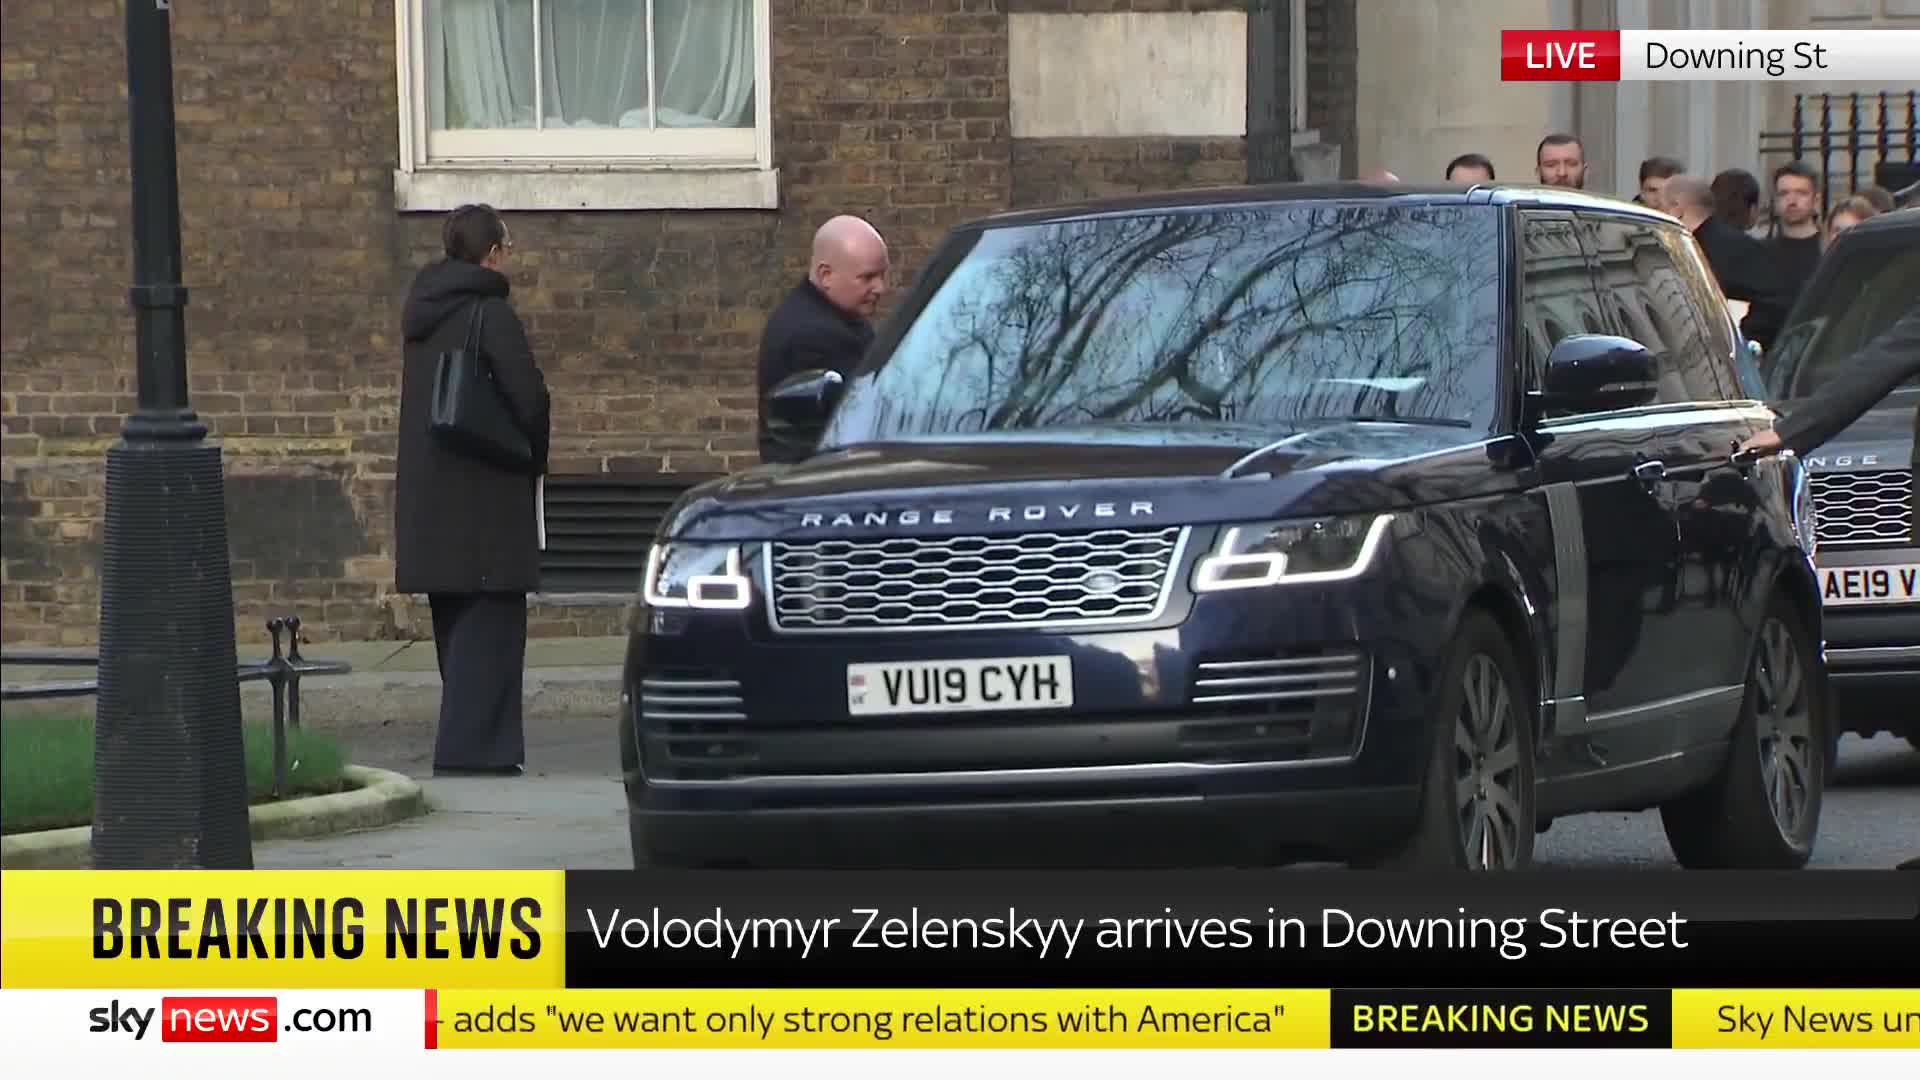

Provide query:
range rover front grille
left=766, top=526, right=1189, bottom=633
left=1811, top=469, right=1912, bottom=545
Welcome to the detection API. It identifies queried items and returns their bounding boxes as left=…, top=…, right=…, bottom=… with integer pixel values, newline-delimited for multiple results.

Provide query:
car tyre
left=1365, top=609, right=1536, bottom=870
left=1659, top=594, right=1827, bottom=869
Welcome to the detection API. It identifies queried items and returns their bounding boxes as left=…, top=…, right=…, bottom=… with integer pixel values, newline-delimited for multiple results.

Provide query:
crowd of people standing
left=1441, top=133, right=1903, bottom=354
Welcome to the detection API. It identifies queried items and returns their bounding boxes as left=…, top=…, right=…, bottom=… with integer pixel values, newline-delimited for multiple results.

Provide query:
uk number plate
left=846, top=656, right=1074, bottom=717
left=1819, top=563, right=1920, bottom=607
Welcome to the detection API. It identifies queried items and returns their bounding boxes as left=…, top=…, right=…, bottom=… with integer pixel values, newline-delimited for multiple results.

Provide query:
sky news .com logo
left=87, top=997, right=373, bottom=1042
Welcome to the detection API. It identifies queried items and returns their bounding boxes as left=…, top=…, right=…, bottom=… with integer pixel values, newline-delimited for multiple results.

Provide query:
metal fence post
left=285, top=615, right=304, bottom=731
left=265, top=617, right=289, bottom=800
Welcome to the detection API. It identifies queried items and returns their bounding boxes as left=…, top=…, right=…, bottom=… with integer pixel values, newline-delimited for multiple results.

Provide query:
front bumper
left=629, top=786, right=1422, bottom=868
left=620, top=565, right=1452, bottom=864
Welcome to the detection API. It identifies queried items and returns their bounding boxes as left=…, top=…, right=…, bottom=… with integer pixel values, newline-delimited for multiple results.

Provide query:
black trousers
left=428, top=592, right=528, bottom=770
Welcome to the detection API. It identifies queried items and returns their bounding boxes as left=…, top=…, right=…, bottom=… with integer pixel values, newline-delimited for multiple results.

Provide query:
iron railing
left=1, top=615, right=350, bottom=799
left=1757, top=90, right=1919, bottom=218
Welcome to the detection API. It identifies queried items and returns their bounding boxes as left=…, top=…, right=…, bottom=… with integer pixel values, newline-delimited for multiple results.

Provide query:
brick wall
left=1, top=0, right=1348, bottom=646
left=1011, top=139, right=1246, bottom=207
left=1304, top=0, right=1359, bottom=179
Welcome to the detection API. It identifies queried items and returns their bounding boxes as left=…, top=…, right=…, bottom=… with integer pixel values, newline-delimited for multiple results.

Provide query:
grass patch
left=1, top=710, right=351, bottom=835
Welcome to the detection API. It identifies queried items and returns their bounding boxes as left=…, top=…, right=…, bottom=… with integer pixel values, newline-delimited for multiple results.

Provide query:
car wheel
left=1367, top=610, right=1536, bottom=870
left=1659, top=595, right=1826, bottom=869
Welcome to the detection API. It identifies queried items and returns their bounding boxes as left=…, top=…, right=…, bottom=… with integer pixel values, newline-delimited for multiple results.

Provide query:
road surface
left=258, top=711, right=1919, bottom=870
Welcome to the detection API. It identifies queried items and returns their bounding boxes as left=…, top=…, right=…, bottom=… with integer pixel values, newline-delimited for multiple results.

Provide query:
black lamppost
left=91, top=0, right=253, bottom=869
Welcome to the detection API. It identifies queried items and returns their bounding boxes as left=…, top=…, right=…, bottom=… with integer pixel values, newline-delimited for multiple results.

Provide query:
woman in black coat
left=394, top=205, right=552, bottom=776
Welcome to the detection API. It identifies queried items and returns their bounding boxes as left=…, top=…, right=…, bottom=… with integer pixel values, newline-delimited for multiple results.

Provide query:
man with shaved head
left=1662, top=174, right=1792, bottom=350
left=755, top=215, right=891, bottom=463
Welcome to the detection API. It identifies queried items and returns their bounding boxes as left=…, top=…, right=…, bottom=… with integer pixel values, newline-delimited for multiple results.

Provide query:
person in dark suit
left=1739, top=304, right=1920, bottom=545
left=1633, top=155, right=1683, bottom=206
left=1661, top=174, right=1796, bottom=351
left=756, top=215, right=890, bottom=464
left=394, top=204, right=552, bottom=777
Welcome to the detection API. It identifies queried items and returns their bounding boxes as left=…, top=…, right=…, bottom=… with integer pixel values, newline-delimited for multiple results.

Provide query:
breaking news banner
left=1, top=869, right=1916, bottom=1073
left=1499, top=29, right=1920, bottom=81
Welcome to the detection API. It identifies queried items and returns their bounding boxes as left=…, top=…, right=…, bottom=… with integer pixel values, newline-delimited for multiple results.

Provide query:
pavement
left=7, top=636, right=1916, bottom=870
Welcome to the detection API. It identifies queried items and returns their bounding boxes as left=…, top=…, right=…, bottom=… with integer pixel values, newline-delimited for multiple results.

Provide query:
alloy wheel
left=1752, top=617, right=1815, bottom=842
left=1455, top=654, right=1524, bottom=869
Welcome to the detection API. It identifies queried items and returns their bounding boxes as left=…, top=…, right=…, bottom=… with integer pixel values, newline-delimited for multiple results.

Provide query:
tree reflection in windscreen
left=822, top=203, right=1502, bottom=447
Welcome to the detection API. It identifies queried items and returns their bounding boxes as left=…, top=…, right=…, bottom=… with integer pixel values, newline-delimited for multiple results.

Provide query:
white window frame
left=392, top=0, right=778, bottom=212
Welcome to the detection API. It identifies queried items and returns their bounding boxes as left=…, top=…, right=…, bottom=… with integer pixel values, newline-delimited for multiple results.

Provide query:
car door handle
left=1632, top=459, right=1666, bottom=485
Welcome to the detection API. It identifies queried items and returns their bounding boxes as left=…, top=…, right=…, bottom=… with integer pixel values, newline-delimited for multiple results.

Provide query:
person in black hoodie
left=394, top=204, right=552, bottom=777
left=1662, top=174, right=1795, bottom=351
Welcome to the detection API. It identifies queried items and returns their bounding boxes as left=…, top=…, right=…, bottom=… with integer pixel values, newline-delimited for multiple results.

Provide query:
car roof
left=963, top=181, right=1678, bottom=230
left=1831, top=204, right=1920, bottom=239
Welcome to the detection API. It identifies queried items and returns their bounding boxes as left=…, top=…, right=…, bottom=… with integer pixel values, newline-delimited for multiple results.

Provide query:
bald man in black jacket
left=756, top=215, right=891, bottom=463
left=1740, top=303, right=1920, bottom=545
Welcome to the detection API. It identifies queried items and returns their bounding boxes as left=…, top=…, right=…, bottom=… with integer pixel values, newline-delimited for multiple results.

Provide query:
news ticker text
left=14, top=988, right=1916, bottom=1050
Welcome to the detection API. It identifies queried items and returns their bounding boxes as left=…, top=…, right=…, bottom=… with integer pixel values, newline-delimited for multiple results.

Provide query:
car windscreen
left=1767, top=241, right=1920, bottom=401
left=818, top=201, right=1503, bottom=449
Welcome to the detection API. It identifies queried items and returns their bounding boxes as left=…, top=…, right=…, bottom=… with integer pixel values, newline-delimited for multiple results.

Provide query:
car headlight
left=1192, top=513, right=1394, bottom=592
left=642, top=543, right=752, bottom=610
left=1789, top=457, right=1817, bottom=559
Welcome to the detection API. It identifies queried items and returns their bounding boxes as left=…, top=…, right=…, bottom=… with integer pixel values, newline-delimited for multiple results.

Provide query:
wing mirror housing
left=764, top=368, right=846, bottom=453
left=1526, top=334, right=1659, bottom=423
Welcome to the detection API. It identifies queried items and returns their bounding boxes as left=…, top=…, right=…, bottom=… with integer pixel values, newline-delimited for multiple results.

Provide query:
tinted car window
left=1520, top=216, right=1608, bottom=357
left=1656, top=224, right=1756, bottom=399
left=1766, top=242, right=1920, bottom=401
left=1582, top=215, right=1728, bottom=405
left=819, top=202, right=1503, bottom=447
left=1518, top=213, right=1610, bottom=417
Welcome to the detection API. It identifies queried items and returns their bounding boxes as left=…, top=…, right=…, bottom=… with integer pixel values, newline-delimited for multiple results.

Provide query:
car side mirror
left=1527, top=334, right=1659, bottom=422
left=765, top=368, right=845, bottom=451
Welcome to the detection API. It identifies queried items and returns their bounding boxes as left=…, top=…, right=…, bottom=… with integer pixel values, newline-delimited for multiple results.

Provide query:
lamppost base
left=91, top=434, right=253, bottom=870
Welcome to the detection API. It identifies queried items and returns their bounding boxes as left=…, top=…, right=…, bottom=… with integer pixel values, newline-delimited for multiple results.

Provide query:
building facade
left=0, top=1, right=1358, bottom=646
left=5, top=0, right=1910, bottom=647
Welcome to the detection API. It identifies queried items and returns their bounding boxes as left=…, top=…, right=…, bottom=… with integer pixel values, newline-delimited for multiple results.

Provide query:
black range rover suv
left=1759, top=207, right=1919, bottom=751
left=620, top=183, right=1830, bottom=871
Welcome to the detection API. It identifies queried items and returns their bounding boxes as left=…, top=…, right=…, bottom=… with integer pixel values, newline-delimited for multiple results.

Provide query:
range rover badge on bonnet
left=796, top=501, right=1156, bottom=529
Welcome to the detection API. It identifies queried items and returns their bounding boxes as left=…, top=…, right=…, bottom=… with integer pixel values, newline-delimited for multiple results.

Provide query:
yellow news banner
left=435, top=989, right=1329, bottom=1049
left=1, top=870, right=566, bottom=988
left=432, top=990, right=1919, bottom=1050
left=1670, top=990, right=1919, bottom=1050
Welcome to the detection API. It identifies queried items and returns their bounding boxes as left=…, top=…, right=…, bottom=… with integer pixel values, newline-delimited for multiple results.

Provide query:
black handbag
left=429, top=299, right=534, bottom=471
